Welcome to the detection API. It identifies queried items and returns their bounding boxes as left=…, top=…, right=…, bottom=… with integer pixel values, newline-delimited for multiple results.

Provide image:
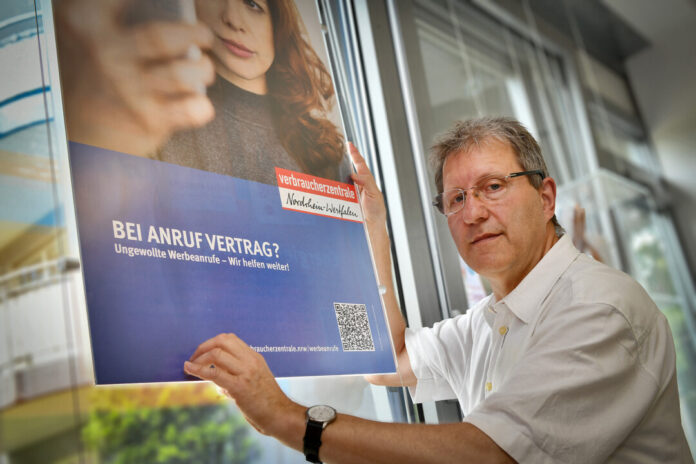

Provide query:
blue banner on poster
left=70, top=142, right=396, bottom=384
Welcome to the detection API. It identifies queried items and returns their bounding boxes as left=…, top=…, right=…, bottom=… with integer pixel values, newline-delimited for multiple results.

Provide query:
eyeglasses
left=433, top=170, right=545, bottom=217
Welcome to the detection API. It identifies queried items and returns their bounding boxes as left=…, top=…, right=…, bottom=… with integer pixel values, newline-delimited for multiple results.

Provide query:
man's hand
left=56, top=0, right=216, bottom=156
left=182, top=336, right=511, bottom=464
left=349, top=143, right=387, bottom=230
left=572, top=204, right=603, bottom=262
left=348, top=142, right=389, bottom=282
left=183, top=333, right=304, bottom=437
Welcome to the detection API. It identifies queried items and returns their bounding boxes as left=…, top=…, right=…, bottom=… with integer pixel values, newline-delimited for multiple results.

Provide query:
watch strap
left=303, top=419, right=324, bottom=463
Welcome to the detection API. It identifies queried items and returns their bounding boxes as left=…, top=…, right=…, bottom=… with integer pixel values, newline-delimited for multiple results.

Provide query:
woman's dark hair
left=267, top=0, right=344, bottom=180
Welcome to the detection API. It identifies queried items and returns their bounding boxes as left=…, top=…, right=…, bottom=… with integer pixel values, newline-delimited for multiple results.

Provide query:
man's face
left=442, top=139, right=555, bottom=286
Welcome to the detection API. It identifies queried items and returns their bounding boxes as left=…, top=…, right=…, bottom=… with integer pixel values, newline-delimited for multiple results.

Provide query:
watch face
left=308, top=405, right=336, bottom=422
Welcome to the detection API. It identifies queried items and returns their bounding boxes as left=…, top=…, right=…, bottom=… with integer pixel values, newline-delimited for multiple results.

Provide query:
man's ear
left=540, top=176, right=557, bottom=222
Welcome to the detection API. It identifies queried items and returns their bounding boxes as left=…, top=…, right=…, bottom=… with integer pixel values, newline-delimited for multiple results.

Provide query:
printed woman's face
left=196, top=0, right=275, bottom=94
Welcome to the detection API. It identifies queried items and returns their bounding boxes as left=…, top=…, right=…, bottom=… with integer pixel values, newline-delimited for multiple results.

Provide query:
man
left=184, top=117, right=692, bottom=463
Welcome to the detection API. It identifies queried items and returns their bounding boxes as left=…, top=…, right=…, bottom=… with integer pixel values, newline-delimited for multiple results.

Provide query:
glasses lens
left=435, top=173, right=536, bottom=215
left=479, top=177, right=508, bottom=201
left=443, top=189, right=465, bottom=215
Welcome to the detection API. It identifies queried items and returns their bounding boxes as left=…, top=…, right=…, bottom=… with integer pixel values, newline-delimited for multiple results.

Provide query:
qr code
left=334, top=302, right=375, bottom=351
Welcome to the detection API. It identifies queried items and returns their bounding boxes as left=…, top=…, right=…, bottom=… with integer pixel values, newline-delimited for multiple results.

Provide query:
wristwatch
left=303, top=404, right=337, bottom=463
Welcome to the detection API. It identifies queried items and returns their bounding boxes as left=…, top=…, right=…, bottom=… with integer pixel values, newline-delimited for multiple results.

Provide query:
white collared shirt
left=405, top=235, right=692, bottom=463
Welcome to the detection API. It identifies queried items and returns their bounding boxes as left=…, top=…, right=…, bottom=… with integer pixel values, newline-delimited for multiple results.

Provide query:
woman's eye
left=244, top=0, right=263, bottom=11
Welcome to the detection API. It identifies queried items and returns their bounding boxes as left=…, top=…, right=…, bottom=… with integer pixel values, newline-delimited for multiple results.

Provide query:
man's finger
left=190, top=347, right=242, bottom=375
left=189, top=333, right=245, bottom=362
left=351, top=172, right=371, bottom=187
left=347, top=142, right=369, bottom=173
left=347, top=144, right=381, bottom=189
left=351, top=171, right=380, bottom=199
left=184, top=360, right=235, bottom=386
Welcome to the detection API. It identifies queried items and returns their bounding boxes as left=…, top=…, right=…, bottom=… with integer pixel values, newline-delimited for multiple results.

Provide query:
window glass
left=410, top=0, right=590, bottom=189
left=578, top=93, right=696, bottom=454
left=395, top=0, right=590, bottom=316
left=0, top=2, right=406, bottom=463
left=612, top=194, right=696, bottom=451
left=587, top=102, right=662, bottom=174
left=390, top=3, right=696, bottom=450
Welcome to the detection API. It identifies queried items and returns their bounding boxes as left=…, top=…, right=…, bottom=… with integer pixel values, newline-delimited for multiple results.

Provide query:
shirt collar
left=493, top=234, right=579, bottom=324
left=481, top=294, right=497, bottom=328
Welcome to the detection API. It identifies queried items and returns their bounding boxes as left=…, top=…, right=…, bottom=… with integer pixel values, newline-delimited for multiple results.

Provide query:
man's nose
left=222, top=0, right=246, bottom=31
left=456, top=191, right=489, bottom=224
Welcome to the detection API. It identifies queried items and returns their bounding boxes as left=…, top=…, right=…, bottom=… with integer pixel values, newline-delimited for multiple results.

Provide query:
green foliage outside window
left=82, top=384, right=260, bottom=464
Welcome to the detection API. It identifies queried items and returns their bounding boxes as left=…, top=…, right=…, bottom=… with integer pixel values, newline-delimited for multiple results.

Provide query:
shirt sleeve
left=405, top=309, right=479, bottom=404
left=404, top=327, right=457, bottom=402
left=463, top=302, right=672, bottom=464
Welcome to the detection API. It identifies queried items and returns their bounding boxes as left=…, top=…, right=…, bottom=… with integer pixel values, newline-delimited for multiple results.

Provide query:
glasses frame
left=432, top=170, right=545, bottom=217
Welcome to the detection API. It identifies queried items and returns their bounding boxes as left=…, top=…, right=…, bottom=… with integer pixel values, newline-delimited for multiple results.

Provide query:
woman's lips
left=220, top=38, right=254, bottom=58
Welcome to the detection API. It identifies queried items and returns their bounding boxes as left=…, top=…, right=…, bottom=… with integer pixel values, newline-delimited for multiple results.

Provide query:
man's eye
left=448, top=192, right=464, bottom=207
left=484, top=180, right=504, bottom=193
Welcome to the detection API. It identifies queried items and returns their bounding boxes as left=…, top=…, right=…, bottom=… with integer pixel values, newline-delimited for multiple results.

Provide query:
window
left=0, top=1, right=408, bottom=462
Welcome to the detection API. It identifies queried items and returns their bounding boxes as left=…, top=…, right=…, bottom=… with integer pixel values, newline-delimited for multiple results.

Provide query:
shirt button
left=499, top=326, right=508, bottom=336
left=485, top=382, right=492, bottom=392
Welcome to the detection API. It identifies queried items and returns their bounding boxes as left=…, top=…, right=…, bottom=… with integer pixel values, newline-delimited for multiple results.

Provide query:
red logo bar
left=275, top=167, right=358, bottom=203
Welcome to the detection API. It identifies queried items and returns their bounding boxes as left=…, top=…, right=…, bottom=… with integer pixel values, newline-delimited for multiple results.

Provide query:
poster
left=58, top=0, right=396, bottom=383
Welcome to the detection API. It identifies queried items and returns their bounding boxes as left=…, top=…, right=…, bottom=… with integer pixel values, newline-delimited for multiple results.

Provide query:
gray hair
left=429, top=116, right=564, bottom=236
